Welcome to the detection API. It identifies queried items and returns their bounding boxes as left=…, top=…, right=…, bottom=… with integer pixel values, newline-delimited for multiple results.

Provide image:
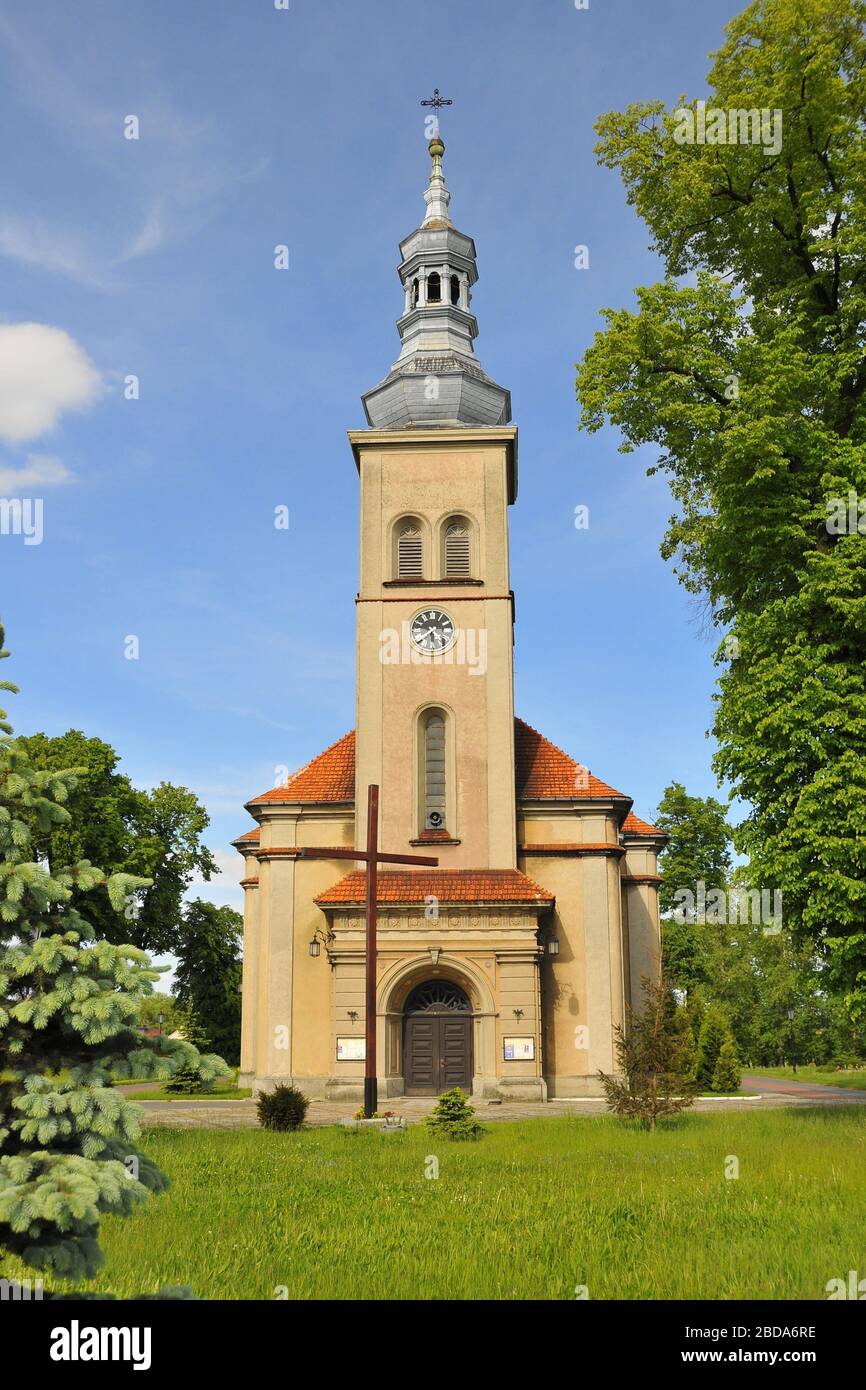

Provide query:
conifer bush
left=254, top=1084, right=308, bottom=1128
left=0, top=620, right=229, bottom=1286
left=256, top=1083, right=309, bottom=1132
left=695, top=1007, right=729, bottom=1090
left=712, top=1034, right=742, bottom=1094
left=424, top=1087, right=485, bottom=1141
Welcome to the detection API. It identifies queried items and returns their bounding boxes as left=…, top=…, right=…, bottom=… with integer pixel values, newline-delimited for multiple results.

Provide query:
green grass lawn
left=49, top=1107, right=866, bottom=1300
left=745, top=1064, right=866, bottom=1090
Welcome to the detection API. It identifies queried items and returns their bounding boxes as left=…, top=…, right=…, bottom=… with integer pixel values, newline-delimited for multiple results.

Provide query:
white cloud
left=0, top=323, right=103, bottom=444
left=0, top=453, right=73, bottom=494
left=0, top=214, right=115, bottom=288
left=124, top=200, right=165, bottom=260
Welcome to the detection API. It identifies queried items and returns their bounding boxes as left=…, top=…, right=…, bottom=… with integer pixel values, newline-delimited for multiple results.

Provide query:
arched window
left=411, top=278, right=419, bottom=308
left=427, top=271, right=441, bottom=303
left=423, top=710, right=447, bottom=830
left=443, top=519, right=471, bottom=577
left=450, top=274, right=460, bottom=306
left=396, top=521, right=424, bottom=578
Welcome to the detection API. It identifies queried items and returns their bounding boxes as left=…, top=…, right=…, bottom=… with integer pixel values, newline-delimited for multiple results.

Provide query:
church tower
left=351, top=135, right=518, bottom=869
left=236, top=130, right=666, bottom=1104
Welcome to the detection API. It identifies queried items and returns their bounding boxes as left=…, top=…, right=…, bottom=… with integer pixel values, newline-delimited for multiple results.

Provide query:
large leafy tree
left=576, top=0, right=866, bottom=1017
left=18, top=731, right=216, bottom=954
left=0, top=623, right=228, bottom=1286
left=174, top=900, right=242, bottom=1066
left=656, top=782, right=732, bottom=994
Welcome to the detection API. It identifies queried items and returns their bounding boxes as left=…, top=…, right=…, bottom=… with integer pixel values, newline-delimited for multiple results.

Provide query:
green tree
left=174, top=900, right=242, bottom=1066
left=136, top=993, right=181, bottom=1034
left=656, top=783, right=733, bottom=916
left=164, top=1003, right=214, bottom=1095
left=18, top=731, right=217, bottom=955
left=0, top=623, right=228, bottom=1285
left=598, top=979, right=696, bottom=1129
left=656, top=782, right=733, bottom=995
left=712, top=1034, right=742, bottom=1093
left=695, top=1008, right=729, bottom=1090
left=575, top=0, right=866, bottom=1019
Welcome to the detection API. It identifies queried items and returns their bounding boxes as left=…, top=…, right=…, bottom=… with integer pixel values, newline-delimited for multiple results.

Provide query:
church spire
left=360, top=130, right=511, bottom=431
left=421, top=135, right=452, bottom=229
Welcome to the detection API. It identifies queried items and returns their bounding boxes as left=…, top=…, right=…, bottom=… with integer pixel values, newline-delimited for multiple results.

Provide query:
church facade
left=235, top=135, right=665, bottom=1101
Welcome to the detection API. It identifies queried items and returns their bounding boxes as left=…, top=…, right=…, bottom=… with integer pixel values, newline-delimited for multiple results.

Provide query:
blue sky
left=0, top=0, right=743, bottom=960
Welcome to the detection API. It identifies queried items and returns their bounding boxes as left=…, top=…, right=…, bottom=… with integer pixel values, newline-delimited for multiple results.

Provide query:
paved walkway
left=131, top=1078, right=866, bottom=1131
left=742, top=1072, right=866, bottom=1101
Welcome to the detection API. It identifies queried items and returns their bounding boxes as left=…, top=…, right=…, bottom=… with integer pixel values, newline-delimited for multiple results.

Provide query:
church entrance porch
left=403, top=981, right=472, bottom=1095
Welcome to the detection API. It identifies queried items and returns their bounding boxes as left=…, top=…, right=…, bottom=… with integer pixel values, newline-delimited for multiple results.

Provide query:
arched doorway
left=403, top=981, right=473, bottom=1095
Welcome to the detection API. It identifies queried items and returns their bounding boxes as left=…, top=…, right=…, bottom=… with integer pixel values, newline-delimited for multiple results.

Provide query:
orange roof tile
left=315, top=868, right=554, bottom=907
left=247, top=720, right=629, bottom=807
left=248, top=731, right=355, bottom=805
left=514, top=718, right=628, bottom=800
left=622, top=812, right=662, bottom=836
left=235, top=827, right=260, bottom=842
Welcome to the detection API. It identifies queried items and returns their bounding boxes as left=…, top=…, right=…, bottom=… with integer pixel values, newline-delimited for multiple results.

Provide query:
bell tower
left=350, top=134, right=518, bottom=869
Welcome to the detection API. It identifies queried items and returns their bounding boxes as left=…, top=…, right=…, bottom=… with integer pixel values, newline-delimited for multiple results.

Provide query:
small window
left=450, top=274, right=460, bottom=306
left=424, top=712, right=446, bottom=830
left=397, top=523, right=423, bottom=578
left=427, top=271, right=441, bottom=303
left=444, top=521, right=471, bottom=577
left=412, top=278, right=419, bottom=308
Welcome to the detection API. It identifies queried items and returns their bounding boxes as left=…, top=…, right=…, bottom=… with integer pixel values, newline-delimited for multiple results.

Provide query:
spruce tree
left=598, top=978, right=697, bottom=1130
left=0, top=621, right=228, bottom=1286
left=164, top=1002, right=214, bottom=1095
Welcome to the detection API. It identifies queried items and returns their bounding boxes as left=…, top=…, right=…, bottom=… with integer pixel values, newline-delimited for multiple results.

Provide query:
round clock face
left=410, top=607, right=456, bottom=654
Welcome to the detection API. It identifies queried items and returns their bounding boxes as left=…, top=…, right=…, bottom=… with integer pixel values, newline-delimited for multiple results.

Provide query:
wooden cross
left=297, top=786, right=438, bottom=1117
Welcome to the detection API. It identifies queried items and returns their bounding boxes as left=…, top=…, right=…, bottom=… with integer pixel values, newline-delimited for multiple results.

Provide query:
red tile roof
left=315, top=869, right=554, bottom=907
left=249, top=730, right=356, bottom=805
left=622, top=812, right=662, bottom=836
left=246, top=720, right=628, bottom=807
left=235, top=827, right=260, bottom=843
left=514, top=719, right=627, bottom=800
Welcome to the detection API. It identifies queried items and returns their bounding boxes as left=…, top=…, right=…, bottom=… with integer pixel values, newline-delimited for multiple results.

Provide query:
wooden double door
left=403, top=981, right=473, bottom=1095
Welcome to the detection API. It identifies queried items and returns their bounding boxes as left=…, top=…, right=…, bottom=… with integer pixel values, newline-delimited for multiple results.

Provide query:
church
left=235, top=132, right=665, bottom=1101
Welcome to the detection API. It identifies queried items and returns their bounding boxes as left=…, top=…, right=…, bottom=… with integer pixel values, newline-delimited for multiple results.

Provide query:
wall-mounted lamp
left=309, top=927, right=333, bottom=958
left=513, top=1008, right=524, bottom=1021
left=547, top=938, right=560, bottom=956
left=347, top=1010, right=359, bottom=1024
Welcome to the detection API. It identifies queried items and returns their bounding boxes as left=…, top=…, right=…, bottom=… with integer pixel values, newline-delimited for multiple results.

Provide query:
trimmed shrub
left=256, top=1083, right=309, bottom=1132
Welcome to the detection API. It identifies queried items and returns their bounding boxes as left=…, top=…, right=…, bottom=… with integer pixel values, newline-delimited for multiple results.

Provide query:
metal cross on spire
left=421, top=87, right=452, bottom=135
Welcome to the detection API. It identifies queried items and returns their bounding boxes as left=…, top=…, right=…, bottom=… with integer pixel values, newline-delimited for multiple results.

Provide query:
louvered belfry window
left=444, top=521, right=471, bottom=577
left=397, top=523, right=423, bottom=578
left=425, top=712, right=447, bottom=830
